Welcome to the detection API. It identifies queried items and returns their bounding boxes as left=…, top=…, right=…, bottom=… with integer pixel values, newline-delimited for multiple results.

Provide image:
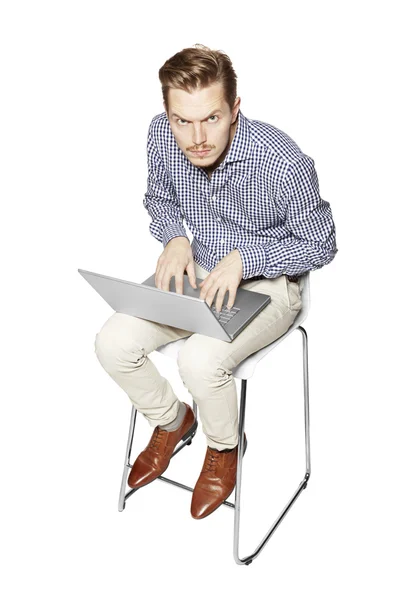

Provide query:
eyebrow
left=171, top=109, right=223, bottom=121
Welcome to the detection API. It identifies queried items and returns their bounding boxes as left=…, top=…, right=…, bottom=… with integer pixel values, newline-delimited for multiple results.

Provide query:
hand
left=198, top=249, right=243, bottom=313
left=155, top=236, right=197, bottom=295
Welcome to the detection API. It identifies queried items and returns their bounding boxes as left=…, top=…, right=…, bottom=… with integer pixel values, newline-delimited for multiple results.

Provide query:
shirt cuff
left=162, top=223, right=189, bottom=248
left=236, top=245, right=267, bottom=279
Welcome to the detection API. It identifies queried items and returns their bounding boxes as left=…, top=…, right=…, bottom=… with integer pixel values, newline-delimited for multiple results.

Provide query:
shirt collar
left=182, top=109, right=256, bottom=178
left=222, top=109, right=255, bottom=164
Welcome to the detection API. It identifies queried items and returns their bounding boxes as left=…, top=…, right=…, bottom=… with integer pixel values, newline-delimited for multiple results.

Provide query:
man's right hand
left=155, top=236, right=198, bottom=295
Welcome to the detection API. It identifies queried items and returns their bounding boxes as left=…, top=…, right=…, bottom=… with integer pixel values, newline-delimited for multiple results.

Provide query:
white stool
left=118, top=272, right=311, bottom=566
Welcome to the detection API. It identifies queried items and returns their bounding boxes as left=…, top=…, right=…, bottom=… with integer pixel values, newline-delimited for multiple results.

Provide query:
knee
left=178, top=344, right=230, bottom=394
left=94, top=328, right=114, bottom=371
left=94, top=327, right=147, bottom=376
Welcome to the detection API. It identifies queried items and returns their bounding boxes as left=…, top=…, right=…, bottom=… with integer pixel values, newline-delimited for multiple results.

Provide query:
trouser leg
left=177, top=267, right=302, bottom=450
left=94, top=310, right=193, bottom=428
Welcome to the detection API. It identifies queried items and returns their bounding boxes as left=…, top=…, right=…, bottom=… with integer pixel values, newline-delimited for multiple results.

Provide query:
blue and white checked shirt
left=143, top=109, right=337, bottom=279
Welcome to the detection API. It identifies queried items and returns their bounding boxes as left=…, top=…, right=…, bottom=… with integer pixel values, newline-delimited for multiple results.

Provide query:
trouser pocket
left=285, top=276, right=302, bottom=312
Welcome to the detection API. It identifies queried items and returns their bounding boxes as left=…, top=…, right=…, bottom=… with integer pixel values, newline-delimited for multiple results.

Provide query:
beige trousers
left=94, top=261, right=302, bottom=451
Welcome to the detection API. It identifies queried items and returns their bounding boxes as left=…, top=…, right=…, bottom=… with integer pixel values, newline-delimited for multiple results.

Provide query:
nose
left=192, top=123, right=207, bottom=147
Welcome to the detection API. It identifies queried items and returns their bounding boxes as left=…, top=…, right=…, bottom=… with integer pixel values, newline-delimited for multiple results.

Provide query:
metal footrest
left=119, top=425, right=235, bottom=509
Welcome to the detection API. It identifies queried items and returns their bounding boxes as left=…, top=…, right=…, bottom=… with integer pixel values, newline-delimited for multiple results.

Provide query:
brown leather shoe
left=127, top=403, right=197, bottom=489
left=190, top=434, right=248, bottom=519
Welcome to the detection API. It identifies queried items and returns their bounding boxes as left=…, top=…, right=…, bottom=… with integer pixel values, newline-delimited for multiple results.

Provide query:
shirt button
left=221, top=239, right=225, bottom=244
left=216, top=217, right=221, bottom=222
left=211, top=195, right=217, bottom=201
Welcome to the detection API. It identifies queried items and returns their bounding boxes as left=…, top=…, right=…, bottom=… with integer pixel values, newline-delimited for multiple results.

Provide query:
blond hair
left=159, top=44, right=237, bottom=113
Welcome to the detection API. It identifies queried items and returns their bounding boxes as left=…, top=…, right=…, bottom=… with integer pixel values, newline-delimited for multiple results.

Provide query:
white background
left=1, top=0, right=399, bottom=597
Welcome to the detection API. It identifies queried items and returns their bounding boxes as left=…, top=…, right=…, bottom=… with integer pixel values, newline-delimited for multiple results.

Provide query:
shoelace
left=149, top=427, right=167, bottom=450
left=205, top=448, right=221, bottom=472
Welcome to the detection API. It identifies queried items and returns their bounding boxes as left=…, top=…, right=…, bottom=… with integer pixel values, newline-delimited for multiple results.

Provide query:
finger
left=186, top=261, right=197, bottom=289
left=174, top=269, right=184, bottom=295
left=199, top=278, right=207, bottom=287
left=199, top=277, right=211, bottom=301
left=227, top=288, right=237, bottom=310
left=160, top=267, right=173, bottom=292
left=215, top=287, right=228, bottom=314
left=155, top=263, right=165, bottom=290
left=205, top=284, right=219, bottom=309
left=199, top=272, right=218, bottom=301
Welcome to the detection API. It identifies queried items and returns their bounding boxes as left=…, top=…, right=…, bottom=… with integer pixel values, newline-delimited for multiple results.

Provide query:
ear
left=232, top=97, right=241, bottom=123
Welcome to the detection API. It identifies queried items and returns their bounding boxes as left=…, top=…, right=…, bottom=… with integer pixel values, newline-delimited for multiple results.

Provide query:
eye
left=177, top=116, right=218, bottom=125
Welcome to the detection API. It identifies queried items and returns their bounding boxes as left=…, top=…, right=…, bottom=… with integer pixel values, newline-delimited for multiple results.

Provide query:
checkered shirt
left=143, top=109, right=338, bottom=279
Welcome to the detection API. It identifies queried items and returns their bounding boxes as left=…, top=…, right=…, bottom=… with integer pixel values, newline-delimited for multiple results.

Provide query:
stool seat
left=156, top=271, right=310, bottom=379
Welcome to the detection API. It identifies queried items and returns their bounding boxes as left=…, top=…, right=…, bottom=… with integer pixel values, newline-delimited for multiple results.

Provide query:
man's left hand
left=198, top=249, right=243, bottom=313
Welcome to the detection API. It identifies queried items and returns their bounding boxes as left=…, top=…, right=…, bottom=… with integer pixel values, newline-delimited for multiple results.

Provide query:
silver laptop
left=78, top=268, right=271, bottom=343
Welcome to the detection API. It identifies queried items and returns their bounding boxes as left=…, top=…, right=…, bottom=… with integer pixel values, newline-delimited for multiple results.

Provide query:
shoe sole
left=128, top=413, right=198, bottom=490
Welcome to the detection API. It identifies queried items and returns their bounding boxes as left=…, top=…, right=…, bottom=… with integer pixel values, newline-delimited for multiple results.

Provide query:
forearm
left=236, top=155, right=338, bottom=279
left=143, top=120, right=189, bottom=248
left=145, top=209, right=189, bottom=248
left=236, top=232, right=337, bottom=279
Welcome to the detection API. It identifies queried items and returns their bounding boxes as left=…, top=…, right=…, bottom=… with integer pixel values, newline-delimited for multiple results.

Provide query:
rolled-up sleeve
left=236, top=154, right=338, bottom=279
left=143, top=122, right=189, bottom=247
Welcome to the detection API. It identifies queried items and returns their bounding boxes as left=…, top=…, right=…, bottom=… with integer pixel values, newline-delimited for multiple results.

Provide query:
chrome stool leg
left=118, top=404, right=137, bottom=512
left=118, top=402, right=199, bottom=511
left=233, top=325, right=311, bottom=565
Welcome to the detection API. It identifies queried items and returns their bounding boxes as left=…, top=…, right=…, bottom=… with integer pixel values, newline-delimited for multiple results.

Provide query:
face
left=164, top=81, right=241, bottom=172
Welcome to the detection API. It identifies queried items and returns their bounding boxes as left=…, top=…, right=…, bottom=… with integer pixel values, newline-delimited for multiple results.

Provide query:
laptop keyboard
left=210, top=304, right=240, bottom=324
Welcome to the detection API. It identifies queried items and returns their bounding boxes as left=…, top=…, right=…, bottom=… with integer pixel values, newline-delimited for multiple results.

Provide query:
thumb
left=186, top=260, right=197, bottom=289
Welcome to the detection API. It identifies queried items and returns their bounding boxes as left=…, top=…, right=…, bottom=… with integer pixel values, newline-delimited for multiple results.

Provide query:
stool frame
left=118, top=329, right=310, bottom=566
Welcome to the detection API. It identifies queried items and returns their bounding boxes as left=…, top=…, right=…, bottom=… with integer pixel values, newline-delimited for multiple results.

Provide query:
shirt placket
left=208, top=168, right=227, bottom=259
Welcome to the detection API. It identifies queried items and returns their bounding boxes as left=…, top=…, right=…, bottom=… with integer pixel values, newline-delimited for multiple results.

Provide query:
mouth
left=191, top=149, right=211, bottom=156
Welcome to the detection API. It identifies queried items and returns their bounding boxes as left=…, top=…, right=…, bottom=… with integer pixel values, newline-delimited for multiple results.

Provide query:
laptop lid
left=78, top=269, right=271, bottom=342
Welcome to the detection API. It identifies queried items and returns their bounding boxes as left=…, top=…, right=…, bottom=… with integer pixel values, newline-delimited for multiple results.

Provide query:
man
left=95, top=44, right=337, bottom=519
